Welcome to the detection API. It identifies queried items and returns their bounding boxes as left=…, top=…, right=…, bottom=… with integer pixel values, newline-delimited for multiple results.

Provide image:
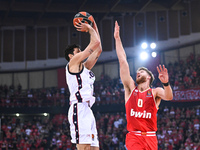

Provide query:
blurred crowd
left=0, top=85, right=69, bottom=108
left=0, top=53, right=200, bottom=108
left=0, top=106, right=199, bottom=150
left=0, top=53, right=200, bottom=150
left=157, top=106, right=200, bottom=150
left=166, top=53, right=200, bottom=90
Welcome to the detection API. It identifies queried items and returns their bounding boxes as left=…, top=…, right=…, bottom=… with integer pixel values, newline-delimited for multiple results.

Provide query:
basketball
left=73, top=11, right=94, bottom=31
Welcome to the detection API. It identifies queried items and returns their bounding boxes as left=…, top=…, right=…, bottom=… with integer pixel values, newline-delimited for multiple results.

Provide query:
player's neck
left=137, top=82, right=150, bottom=92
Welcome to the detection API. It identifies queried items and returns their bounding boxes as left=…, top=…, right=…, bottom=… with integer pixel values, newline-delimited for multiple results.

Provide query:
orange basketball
left=73, top=11, right=94, bottom=32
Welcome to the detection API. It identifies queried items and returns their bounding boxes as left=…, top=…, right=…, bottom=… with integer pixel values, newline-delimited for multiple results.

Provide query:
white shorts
left=68, top=102, right=99, bottom=147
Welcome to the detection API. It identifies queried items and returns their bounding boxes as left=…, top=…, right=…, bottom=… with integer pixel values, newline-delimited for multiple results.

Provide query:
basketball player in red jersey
left=114, top=21, right=173, bottom=150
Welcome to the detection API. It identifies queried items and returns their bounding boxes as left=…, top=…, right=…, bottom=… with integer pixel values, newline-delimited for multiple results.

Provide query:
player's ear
left=68, top=54, right=74, bottom=60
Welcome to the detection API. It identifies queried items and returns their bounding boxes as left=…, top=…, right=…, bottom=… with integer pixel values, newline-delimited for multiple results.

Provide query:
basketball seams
left=73, top=11, right=94, bottom=31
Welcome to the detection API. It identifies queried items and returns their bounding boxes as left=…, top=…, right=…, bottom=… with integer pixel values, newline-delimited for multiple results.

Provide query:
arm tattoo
left=89, top=49, right=94, bottom=54
left=95, top=57, right=99, bottom=60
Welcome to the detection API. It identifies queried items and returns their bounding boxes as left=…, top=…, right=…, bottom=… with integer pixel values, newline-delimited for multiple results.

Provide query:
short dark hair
left=64, top=44, right=80, bottom=62
left=137, top=67, right=155, bottom=86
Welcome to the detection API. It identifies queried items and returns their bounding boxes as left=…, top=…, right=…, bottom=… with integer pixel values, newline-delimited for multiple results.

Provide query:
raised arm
left=114, top=21, right=135, bottom=102
left=84, top=20, right=102, bottom=70
left=155, top=65, right=173, bottom=100
left=70, top=19, right=100, bottom=65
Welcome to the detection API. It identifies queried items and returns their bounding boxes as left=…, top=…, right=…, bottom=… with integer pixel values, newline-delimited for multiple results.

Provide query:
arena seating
left=0, top=54, right=200, bottom=150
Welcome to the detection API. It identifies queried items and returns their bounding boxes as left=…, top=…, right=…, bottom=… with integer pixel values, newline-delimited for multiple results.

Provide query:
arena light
left=151, top=52, right=157, bottom=58
left=16, top=113, right=19, bottom=117
left=43, top=113, right=48, bottom=116
left=141, top=42, right=148, bottom=49
left=140, top=51, right=148, bottom=60
left=150, top=43, right=156, bottom=49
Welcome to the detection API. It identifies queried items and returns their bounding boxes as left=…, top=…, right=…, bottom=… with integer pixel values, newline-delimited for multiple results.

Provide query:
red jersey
left=125, top=87, right=158, bottom=132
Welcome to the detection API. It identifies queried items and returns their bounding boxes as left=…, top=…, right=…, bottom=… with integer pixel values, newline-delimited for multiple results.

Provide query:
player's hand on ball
left=73, top=12, right=94, bottom=32
left=75, top=19, right=91, bottom=32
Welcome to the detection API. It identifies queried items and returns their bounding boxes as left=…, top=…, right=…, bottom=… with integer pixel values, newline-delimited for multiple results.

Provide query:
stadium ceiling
left=0, top=0, right=192, bottom=27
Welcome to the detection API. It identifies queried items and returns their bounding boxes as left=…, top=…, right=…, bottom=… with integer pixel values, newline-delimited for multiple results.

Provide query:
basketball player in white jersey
left=65, top=19, right=102, bottom=150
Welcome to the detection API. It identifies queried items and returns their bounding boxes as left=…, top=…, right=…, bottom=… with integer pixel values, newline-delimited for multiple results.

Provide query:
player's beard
left=136, top=76, right=147, bottom=85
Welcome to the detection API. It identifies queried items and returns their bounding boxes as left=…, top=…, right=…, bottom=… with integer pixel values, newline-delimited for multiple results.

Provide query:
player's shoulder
left=65, top=63, right=69, bottom=68
left=152, top=87, right=164, bottom=95
left=153, top=86, right=163, bottom=91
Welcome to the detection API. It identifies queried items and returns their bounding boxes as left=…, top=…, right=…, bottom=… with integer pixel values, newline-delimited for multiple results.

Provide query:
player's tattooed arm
left=89, top=49, right=94, bottom=54
left=95, top=57, right=99, bottom=60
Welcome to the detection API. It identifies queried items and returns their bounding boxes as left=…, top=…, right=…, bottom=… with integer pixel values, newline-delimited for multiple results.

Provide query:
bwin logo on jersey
left=130, top=109, right=151, bottom=118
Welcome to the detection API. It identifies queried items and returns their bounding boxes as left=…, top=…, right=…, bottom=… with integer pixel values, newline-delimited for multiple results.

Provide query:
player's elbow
left=119, top=59, right=128, bottom=66
left=97, top=46, right=102, bottom=54
left=94, top=39, right=101, bottom=47
left=99, top=47, right=102, bottom=53
left=91, top=40, right=100, bottom=50
left=166, top=94, right=173, bottom=101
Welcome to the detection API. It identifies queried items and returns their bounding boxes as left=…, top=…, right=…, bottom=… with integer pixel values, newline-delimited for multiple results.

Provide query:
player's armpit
left=124, top=82, right=135, bottom=103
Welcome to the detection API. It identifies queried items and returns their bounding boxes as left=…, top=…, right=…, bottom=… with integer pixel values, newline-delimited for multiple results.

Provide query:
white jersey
left=66, top=64, right=96, bottom=107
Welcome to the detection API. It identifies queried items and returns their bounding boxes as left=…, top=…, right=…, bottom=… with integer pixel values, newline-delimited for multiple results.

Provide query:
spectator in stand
left=1, top=139, right=8, bottom=150
left=25, top=127, right=32, bottom=137
left=111, top=134, right=119, bottom=149
left=57, top=137, right=63, bottom=150
left=66, top=137, right=72, bottom=150
left=192, top=68, right=197, bottom=86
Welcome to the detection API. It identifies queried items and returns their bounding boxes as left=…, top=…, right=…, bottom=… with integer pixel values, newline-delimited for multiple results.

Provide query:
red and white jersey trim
left=130, top=131, right=156, bottom=136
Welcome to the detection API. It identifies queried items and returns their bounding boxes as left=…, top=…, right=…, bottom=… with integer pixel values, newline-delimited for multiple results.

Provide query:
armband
left=162, top=82, right=169, bottom=86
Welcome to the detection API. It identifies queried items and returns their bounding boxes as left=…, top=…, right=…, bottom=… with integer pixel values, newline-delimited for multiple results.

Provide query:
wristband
left=162, top=82, right=169, bottom=86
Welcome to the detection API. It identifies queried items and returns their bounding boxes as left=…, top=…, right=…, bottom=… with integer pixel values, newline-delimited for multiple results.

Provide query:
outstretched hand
left=157, top=65, right=169, bottom=84
left=75, top=19, right=91, bottom=32
left=114, top=21, right=120, bottom=39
